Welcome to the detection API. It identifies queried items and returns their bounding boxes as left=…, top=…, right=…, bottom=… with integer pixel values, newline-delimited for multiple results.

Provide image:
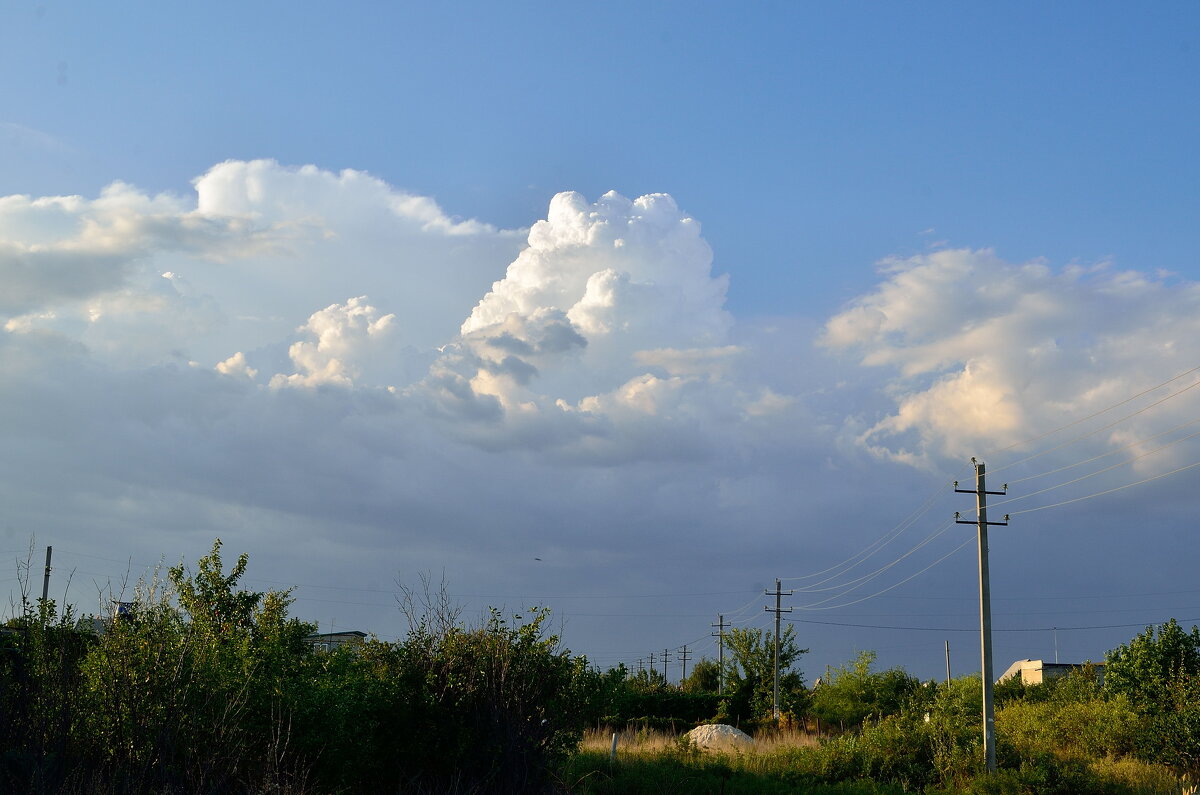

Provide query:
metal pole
left=945, top=639, right=952, bottom=683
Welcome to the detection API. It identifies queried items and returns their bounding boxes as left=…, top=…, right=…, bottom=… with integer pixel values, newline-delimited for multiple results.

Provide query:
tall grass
left=565, top=725, right=1195, bottom=794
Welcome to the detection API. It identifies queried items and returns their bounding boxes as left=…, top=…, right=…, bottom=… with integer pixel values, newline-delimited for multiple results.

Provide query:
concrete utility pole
left=765, top=578, right=794, bottom=720
left=679, top=645, right=691, bottom=682
left=712, top=614, right=728, bottom=694
left=945, top=639, right=952, bottom=683
left=661, top=648, right=672, bottom=684
left=41, top=546, right=52, bottom=605
left=956, top=459, right=1008, bottom=774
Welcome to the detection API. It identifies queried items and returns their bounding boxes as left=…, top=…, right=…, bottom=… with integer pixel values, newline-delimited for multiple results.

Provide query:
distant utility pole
left=679, top=645, right=691, bottom=682
left=712, top=614, right=728, bottom=694
left=945, top=640, right=952, bottom=683
left=636, top=658, right=644, bottom=674
left=649, top=652, right=656, bottom=675
left=661, top=648, right=673, bottom=684
left=765, top=578, right=794, bottom=720
left=956, top=458, right=1008, bottom=774
left=41, top=546, right=52, bottom=605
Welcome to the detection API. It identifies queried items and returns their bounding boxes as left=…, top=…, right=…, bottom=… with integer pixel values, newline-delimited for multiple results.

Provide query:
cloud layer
left=3, top=162, right=1199, bottom=680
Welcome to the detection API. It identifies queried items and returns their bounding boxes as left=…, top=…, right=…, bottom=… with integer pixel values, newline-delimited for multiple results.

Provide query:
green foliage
left=810, top=651, right=922, bottom=730
left=996, top=666, right=1138, bottom=765
left=627, top=666, right=670, bottom=693
left=1106, top=619, right=1200, bottom=768
left=0, top=542, right=608, bottom=793
left=681, top=655, right=721, bottom=693
left=1106, top=619, right=1200, bottom=710
left=8, top=552, right=1200, bottom=793
left=720, top=625, right=808, bottom=725
left=401, top=606, right=595, bottom=791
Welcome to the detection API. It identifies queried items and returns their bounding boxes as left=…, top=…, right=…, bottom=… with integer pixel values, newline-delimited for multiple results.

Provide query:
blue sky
left=7, top=2, right=1197, bottom=315
left=1, top=2, right=1199, bottom=681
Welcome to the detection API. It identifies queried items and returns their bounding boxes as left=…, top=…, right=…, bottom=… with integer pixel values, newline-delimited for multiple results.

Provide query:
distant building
left=998, top=658, right=1104, bottom=686
left=304, top=630, right=368, bottom=653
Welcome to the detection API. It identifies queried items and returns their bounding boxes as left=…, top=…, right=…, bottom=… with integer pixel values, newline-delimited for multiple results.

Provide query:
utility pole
left=649, top=652, right=656, bottom=676
left=945, top=640, right=952, bottom=683
left=765, top=578, right=794, bottom=720
left=40, top=546, right=52, bottom=605
left=679, top=645, right=691, bottom=682
left=661, top=648, right=672, bottom=685
left=712, top=614, right=728, bottom=695
left=956, top=458, right=1008, bottom=774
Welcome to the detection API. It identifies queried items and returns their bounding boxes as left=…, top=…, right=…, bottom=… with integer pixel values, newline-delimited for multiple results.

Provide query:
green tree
left=75, top=540, right=314, bottom=791
left=680, top=656, right=721, bottom=693
left=1105, top=619, right=1200, bottom=767
left=1105, top=619, right=1200, bottom=709
left=810, top=650, right=921, bottom=731
left=719, top=625, right=807, bottom=725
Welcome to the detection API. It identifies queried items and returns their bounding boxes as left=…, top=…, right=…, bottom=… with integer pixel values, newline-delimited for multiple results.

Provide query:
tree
left=680, top=657, right=721, bottom=693
left=1105, top=619, right=1200, bottom=710
left=1105, top=619, right=1200, bottom=767
left=168, top=538, right=262, bottom=635
left=719, top=626, right=807, bottom=725
left=810, top=650, right=921, bottom=731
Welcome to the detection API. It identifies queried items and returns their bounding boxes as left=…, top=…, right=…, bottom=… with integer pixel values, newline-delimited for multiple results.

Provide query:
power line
left=795, top=534, right=976, bottom=611
left=981, top=363, right=1200, bottom=464
left=1003, top=417, right=1200, bottom=486
left=789, top=616, right=1200, bottom=634
left=988, top=429, right=1200, bottom=512
left=780, top=481, right=951, bottom=585
left=1008, top=458, right=1200, bottom=516
left=793, top=520, right=959, bottom=605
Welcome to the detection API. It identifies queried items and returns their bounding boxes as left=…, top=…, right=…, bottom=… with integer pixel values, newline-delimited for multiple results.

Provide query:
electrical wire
left=987, top=428, right=1200, bottom=512
left=1002, top=417, right=1200, bottom=486
left=981, top=364, right=1200, bottom=463
left=789, top=616, right=1200, bottom=634
left=779, top=481, right=951, bottom=585
left=1007, top=458, right=1200, bottom=516
left=986, top=375, right=1200, bottom=477
left=794, top=520, right=959, bottom=596
left=795, top=532, right=976, bottom=611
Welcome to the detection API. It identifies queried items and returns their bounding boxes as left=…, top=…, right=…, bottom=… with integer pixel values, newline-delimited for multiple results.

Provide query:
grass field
left=561, top=727, right=1196, bottom=794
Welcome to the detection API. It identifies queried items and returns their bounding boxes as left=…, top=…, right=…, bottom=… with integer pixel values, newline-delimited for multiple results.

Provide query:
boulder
left=683, top=723, right=754, bottom=751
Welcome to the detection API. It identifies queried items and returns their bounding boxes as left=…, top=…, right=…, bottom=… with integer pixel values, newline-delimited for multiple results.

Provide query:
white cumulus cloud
left=823, top=249, right=1200, bottom=466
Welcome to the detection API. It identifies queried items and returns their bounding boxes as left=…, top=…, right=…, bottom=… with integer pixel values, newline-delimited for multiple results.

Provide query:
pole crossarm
left=955, top=512, right=1009, bottom=526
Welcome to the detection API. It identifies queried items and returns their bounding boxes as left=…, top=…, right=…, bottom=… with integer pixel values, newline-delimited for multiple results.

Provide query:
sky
left=1, top=1, right=1199, bottom=682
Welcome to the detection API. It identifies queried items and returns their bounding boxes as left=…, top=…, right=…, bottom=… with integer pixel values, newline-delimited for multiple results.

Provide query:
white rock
left=684, top=723, right=754, bottom=751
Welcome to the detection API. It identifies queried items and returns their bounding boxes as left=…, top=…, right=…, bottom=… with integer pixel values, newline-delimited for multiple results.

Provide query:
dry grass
left=580, top=725, right=819, bottom=757
left=581, top=727, right=679, bottom=755
left=752, top=728, right=821, bottom=751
